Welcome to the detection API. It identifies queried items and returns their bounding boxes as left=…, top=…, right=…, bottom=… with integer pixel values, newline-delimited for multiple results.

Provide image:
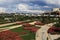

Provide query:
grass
left=21, top=32, right=35, bottom=40
left=11, top=27, right=26, bottom=32
left=10, top=27, right=36, bottom=40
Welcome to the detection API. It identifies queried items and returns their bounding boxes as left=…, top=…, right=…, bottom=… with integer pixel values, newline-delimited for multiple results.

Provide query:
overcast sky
left=0, top=0, right=60, bottom=13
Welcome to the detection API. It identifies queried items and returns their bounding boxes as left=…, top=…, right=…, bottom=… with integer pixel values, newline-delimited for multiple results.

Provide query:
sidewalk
left=0, top=22, right=20, bottom=27
left=35, top=23, right=55, bottom=40
left=0, top=21, right=36, bottom=32
left=0, top=25, right=22, bottom=32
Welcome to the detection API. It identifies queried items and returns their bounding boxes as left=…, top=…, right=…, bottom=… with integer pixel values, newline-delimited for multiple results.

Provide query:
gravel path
left=0, top=21, right=58, bottom=40
left=29, top=21, right=36, bottom=25
left=48, top=33, right=60, bottom=40
left=0, top=22, right=19, bottom=27
left=0, top=25, right=22, bottom=32
left=0, top=21, right=36, bottom=32
left=35, top=23, right=55, bottom=40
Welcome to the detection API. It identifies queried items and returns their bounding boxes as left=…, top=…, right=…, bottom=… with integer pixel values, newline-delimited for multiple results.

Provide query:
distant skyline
left=0, top=0, right=60, bottom=13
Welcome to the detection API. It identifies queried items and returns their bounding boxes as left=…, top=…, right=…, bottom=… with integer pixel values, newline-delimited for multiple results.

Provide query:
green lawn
left=10, top=27, right=36, bottom=40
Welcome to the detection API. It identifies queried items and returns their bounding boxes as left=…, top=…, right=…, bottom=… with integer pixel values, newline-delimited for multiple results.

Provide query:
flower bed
left=10, top=27, right=36, bottom=40
left=34, top=21, right=44, bottom=25
left=48, top=27, right=60, bottom=34
left=30, top=27, right=39, bottom=32
left=48, top=23, right=60, bottom=34
left=23, top=23, right=32, bottom=27
left=0, top=30, right=23, bottom=40
left=24, top=27, right=32, bottom=30
left=48, top=27, right=56, bottom=34
left=24, top=27, right=39, bottom=32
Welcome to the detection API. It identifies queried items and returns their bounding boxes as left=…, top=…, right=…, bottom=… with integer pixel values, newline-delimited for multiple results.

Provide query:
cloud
left=44, top=0, right=60, bottom=5
left=0, top=0, right=14, bottom=4
left=27, top=10, right=45, bottom=13
left=0, top=0, right=59, bottom=13
left=0, top=0, right=38, bottom=4
left=17, top=4, right=29, bottom=11
left=0, top=7, right=6, bottom=13
left=0, top=0, right=7, bottom=2
left=16, top=3, right=45, bottom=13
left=0, top=0, right=60, bottom=6
left=43, top=6, right=49, bottom=8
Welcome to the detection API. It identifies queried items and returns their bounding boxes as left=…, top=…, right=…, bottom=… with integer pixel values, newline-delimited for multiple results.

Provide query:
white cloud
left=16, top=4, right=45, bottom=13
left=0, top=0, right=7, bottom=2
left=0, top=0, right=47, bottom=13
left=0, top=0, right=37, bottom=4
left=44, top=0, right=60, bottom=5
left=0, top=0, right=14, bottom=4
left=17, top=4, right=29, bottom=11
left=27, top=10, right=45, bottom=13
left=43, top=6, right=49, bottom=8
left=17, top=0, right=39, bottom=2
left=0, top=7, right=6, bottom=13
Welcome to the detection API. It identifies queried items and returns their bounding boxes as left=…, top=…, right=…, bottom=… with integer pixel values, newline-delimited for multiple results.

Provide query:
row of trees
left=0, top=11, right=60, bottom=24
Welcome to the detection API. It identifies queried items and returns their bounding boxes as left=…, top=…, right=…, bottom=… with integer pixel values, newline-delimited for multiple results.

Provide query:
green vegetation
left=11, top=27, right=35, bottom=40
left=0, top=13, right=59, bottom=24
left=53, top=23, right=60, bottom=27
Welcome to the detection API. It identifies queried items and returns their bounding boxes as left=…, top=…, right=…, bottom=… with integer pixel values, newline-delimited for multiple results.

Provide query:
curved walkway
left=35, top=23, right=55, bottom=40
left=0, top=21, right=59, bottom=40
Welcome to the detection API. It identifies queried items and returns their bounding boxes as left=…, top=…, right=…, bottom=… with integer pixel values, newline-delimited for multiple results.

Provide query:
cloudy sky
left=0, top=0, right=60, bottom=13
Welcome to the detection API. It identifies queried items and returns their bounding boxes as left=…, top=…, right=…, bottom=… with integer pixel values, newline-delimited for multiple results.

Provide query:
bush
left=23, top=23, right=32, bottom=27
left=48, top=27, right=56, bottom=34
left=53, top=23, right=60, bottom=28
left=24, top=27, right=39, bottom=32
left=34, top=21, right=44, bottom=25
